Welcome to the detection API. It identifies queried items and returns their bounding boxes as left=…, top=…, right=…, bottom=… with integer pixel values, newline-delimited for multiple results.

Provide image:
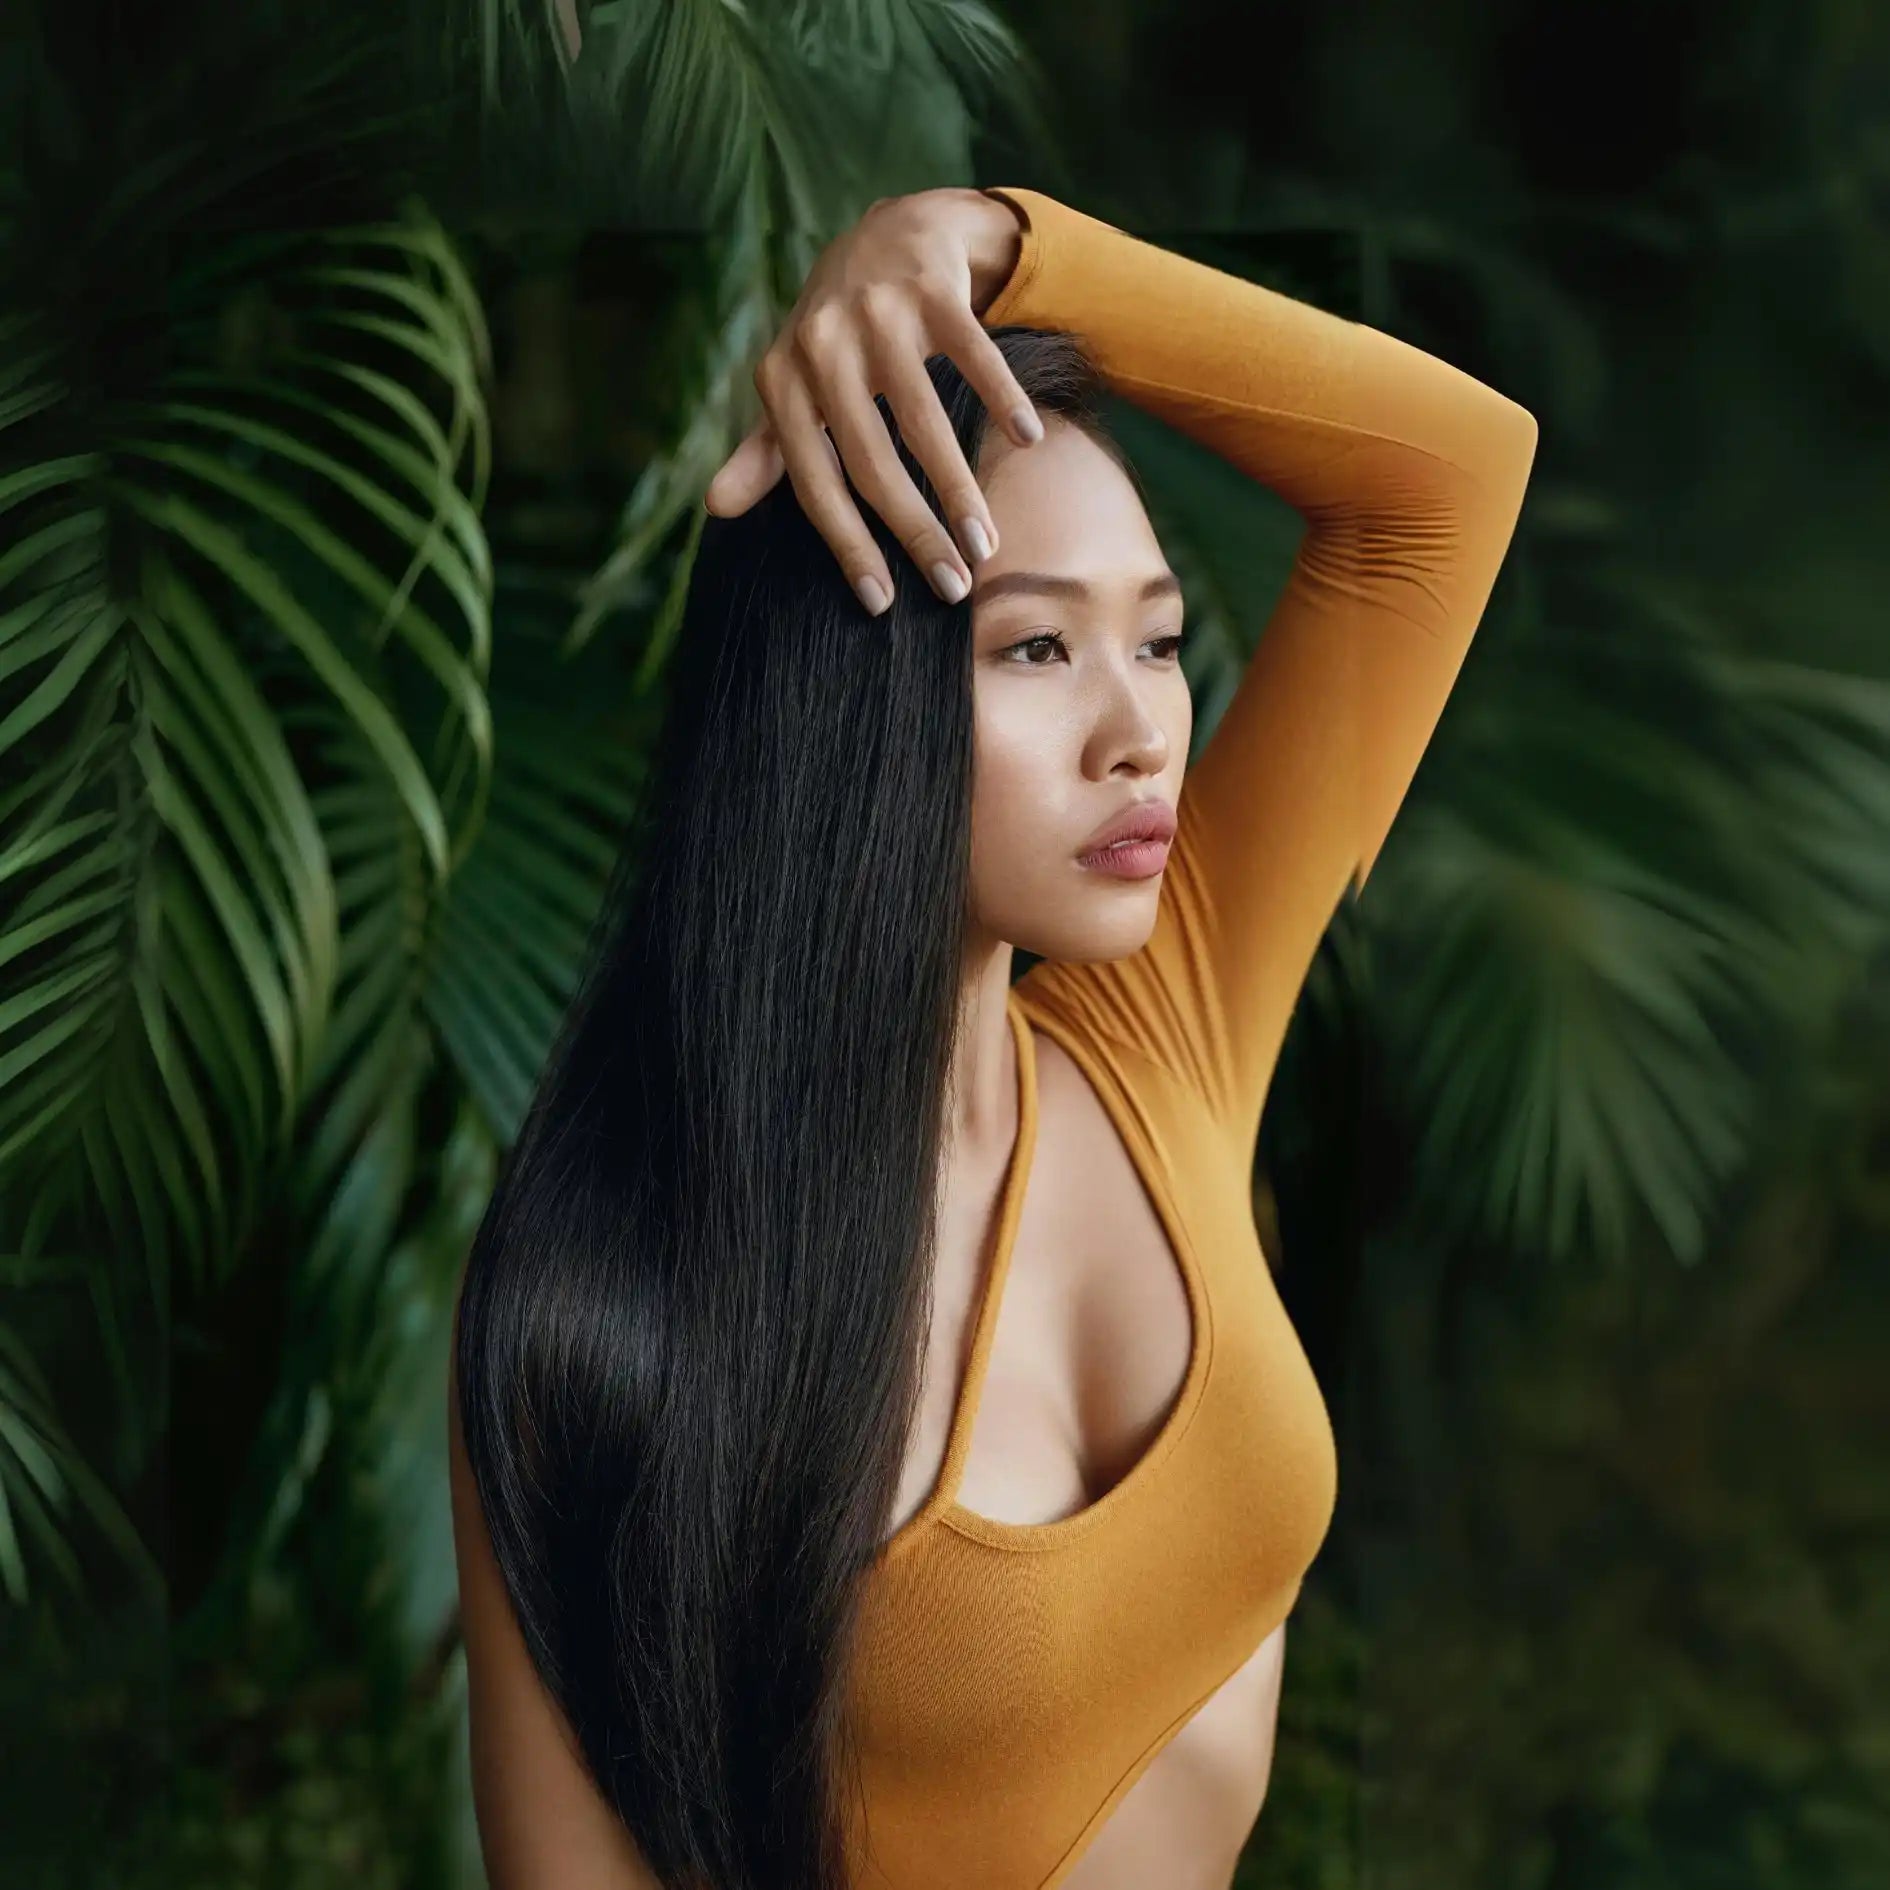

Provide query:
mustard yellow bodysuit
left=843, top=183, right=1539, bottom=1889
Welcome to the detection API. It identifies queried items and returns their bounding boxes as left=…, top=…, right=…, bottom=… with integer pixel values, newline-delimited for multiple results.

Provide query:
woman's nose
left=1092, top=691, right=1169, bottom=776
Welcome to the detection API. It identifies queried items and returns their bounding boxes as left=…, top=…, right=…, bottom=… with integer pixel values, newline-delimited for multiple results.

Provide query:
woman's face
left=967, top=416, right=1192, bottom=964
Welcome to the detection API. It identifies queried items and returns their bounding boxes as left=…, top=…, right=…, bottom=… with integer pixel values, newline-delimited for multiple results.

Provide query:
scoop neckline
left=872, top=981, right=1215, bottom=1567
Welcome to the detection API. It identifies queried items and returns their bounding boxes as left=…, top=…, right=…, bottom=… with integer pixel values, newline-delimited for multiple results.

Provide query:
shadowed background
left=2, top=1, right=1887, bottom=1884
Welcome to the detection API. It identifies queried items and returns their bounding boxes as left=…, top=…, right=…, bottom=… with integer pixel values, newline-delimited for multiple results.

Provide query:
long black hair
left=453, top=322, right=1129, bottom=1889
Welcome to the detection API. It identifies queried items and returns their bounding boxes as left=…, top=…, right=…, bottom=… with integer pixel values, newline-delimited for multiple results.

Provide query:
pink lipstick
left=1075, top=799, right=1177, bottom=880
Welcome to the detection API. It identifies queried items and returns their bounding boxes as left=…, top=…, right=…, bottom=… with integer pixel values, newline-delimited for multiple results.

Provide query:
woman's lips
left=1076, top=835, right=1172, bottom=879
left=1075, top=799, right=1176, bottom=879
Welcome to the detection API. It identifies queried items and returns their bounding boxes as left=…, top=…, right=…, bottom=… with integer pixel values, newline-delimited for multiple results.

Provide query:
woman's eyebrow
left=970, top=569, right=1182, bottom=605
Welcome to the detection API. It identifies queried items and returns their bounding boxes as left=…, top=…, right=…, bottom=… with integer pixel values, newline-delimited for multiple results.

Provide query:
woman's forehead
left=980, top=424, right=1158, bottom=564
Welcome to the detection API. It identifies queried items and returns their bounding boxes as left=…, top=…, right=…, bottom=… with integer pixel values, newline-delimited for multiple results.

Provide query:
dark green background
left=3, top=2, right=1887, bottom=1884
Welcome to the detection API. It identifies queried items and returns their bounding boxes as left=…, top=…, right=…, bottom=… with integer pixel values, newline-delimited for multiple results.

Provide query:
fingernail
left=959, top=515, right=993, bottom=562
left=856, top=573, right=890, bottom=615
left=931, top=561, right=969, bottom=604
left=1009, top=404, right=1043, bottom=443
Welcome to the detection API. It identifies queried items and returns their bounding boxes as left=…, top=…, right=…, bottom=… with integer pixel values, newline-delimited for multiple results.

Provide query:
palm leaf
left=1, top=109, right=491, bottom=1599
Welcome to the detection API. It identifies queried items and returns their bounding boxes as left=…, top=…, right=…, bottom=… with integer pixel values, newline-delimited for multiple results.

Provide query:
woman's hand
left=701, top=187, right=1043, bottom=617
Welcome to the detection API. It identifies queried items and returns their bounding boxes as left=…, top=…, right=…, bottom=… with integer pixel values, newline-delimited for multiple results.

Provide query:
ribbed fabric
left=842, top=186, right=1538, bottom=1889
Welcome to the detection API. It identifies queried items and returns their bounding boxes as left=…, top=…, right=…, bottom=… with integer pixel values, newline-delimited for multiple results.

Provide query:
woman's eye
left=1001, top=629, right=1187, bottom=666
left=1002, top=631, right=1067, bottom=665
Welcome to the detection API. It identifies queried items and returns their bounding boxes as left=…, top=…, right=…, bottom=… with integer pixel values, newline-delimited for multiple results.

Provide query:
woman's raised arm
left=978, top=184, right=1538, bottom=1153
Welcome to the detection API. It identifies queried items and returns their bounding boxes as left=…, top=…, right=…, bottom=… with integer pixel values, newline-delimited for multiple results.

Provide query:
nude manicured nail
left=931, top=561, right=969, bottom=604
left=1010, top=404, right=1044, bottom=443
left=960, top=516, right=993, bottom=562
left=856, top=574, right=890, bottom=615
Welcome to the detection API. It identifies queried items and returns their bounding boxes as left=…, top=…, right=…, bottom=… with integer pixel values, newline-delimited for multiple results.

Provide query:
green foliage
left=3, top=0, right=1889, bottom=1884
left=2, top=3, right=514, bottom=1624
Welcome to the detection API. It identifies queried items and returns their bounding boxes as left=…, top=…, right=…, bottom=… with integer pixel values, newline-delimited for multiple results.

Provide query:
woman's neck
left=944, top=941, right=1019, bottom=1160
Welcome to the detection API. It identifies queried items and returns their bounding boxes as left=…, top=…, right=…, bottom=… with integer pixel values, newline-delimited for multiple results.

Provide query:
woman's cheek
left=969, top=743, right=1073, bottom=912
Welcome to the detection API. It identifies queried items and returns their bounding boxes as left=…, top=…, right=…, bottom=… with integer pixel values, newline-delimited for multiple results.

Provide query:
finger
left=924, top=286, right=1046, bottom=450
left=704, top=420, right=786, bottom=517
left=801, top=326, right=973, bottom=606
left=870, top=324, right=1002, bottom=570
left=766, top=363, right=898, bottom=616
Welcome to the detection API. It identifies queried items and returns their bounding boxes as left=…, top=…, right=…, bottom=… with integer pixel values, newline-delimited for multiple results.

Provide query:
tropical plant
left=5, top=0, right=1889, bottom=1885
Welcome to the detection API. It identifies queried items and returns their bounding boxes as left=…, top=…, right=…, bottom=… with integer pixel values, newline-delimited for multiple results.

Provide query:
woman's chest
left=924, top=1028, right=1201, bottom=1530
left=908, top=1027, right=1331, bottom=1550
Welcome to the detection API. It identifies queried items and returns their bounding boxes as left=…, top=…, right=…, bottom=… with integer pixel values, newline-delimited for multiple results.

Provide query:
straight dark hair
left=453, top=323, right=1130, bottom=1889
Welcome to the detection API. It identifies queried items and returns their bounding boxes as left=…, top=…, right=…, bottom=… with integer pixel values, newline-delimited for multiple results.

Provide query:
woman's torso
left=845, top=986, right=1337, bottom=1890
left=886, top=1018, right=1285, bottom=1890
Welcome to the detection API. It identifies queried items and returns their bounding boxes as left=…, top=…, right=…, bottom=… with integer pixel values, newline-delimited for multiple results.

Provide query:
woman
left=450, top=184, right=1538, bottom=1890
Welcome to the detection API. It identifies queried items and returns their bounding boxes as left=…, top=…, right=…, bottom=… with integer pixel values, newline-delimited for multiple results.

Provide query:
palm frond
left=572, top=0, right=1033, bottom=226
left=0, top=1318, right=163, bottom=1607
left=0, top=208, right=491, bottom=1314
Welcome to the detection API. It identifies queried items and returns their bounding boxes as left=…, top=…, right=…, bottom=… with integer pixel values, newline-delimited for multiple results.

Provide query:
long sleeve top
left=842, top=184, right=1538, bottom=1890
